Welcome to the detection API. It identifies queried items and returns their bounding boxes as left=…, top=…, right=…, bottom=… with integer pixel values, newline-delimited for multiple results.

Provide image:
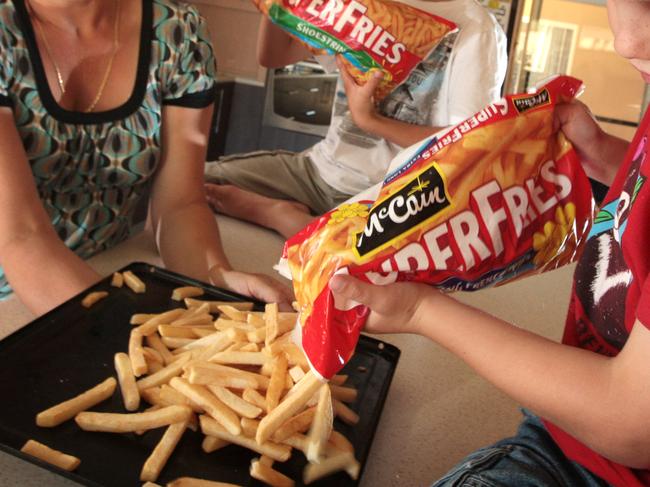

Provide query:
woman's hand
left=336, top=56, right=384, bottom=131
left=210, top=266, right=294, bottom=307
left=329, top=274, right=438, bottom=335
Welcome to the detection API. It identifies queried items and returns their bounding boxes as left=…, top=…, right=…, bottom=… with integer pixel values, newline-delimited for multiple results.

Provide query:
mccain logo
left=512, top=88, right=550, bottom=113
left=354, top=164, right=451, bottom=258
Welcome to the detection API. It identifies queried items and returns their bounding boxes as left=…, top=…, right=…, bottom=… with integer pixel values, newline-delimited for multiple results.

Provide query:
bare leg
left=205, top=183, right=316, bottom=239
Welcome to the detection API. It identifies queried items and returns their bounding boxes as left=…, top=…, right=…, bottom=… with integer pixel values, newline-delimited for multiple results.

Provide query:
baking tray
left=0, top=262, right=400, bottom=486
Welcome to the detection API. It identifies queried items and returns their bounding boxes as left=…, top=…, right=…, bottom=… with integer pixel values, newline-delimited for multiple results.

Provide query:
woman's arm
left=256, top=16, right=311, bottom=68
left=330, top=276, right=650, bottom=468
left=0, top=109, right=100, bottom=314
left=152, top=104, right=293, bottom=304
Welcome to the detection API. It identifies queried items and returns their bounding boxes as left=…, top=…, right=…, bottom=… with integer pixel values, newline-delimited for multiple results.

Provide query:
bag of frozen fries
left=252, top=0, right=457, bottom=99
left=278, top=76, right=596, bottom=379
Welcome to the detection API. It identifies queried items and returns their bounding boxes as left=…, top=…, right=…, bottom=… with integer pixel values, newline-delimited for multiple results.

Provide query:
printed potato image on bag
left=252, top=0, right=457, bottom=99
left=278, top=76, right=596, bottom=379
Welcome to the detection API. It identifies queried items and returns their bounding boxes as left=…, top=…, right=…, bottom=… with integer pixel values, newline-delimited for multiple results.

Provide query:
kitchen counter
left=0, top=215, right=575, bottom=487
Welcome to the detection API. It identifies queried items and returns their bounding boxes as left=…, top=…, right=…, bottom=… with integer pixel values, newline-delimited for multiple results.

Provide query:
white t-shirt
left=308, top=0, right=508, bottom=196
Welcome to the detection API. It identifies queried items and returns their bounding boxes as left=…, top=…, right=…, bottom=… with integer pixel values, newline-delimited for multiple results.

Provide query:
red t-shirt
left=543, top=108, right=650, bottom=486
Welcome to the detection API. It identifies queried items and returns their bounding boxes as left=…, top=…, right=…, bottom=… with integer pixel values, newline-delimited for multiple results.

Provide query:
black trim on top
left=162, top=85, right=216, bottom=108
left=12, top=0, right=153, bottom=125
left=0, top=95, right=12, bottom=107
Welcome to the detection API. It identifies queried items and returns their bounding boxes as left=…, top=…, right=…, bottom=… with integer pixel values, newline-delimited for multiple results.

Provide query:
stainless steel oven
left=263, top=61, right=338, bottom=137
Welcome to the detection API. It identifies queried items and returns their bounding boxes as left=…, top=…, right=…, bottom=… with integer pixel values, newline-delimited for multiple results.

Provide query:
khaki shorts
left=204, top=150, right=350, bottom=215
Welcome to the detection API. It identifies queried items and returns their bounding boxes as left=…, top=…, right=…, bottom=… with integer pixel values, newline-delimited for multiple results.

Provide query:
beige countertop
left=0, top=215, right=575, bottom=487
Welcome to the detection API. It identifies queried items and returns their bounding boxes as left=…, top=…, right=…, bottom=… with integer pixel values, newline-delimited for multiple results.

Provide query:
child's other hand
left=336, top=56, right=383, bottom=131
left=554, top=100, right=605, bottom=177
left=329, top=274, right=433, bottom=335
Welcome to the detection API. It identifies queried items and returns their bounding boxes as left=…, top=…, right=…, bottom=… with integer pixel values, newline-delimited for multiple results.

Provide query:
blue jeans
left=432, top=410, right=612, bottom=487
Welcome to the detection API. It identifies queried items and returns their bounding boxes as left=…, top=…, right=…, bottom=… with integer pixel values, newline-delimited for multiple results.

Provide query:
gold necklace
left=29, top=0, right=121, bottom=113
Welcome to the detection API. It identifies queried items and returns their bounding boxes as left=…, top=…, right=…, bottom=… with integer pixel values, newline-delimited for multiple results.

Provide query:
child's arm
left=256, top=17, right=311, bottom=68
left=337, top=58, right=446, bottom=148
left=330, top=275, right=650, bottom=469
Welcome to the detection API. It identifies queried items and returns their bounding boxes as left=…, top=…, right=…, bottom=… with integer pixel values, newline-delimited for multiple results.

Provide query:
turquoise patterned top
left=0, top=0, right=216, bottom=299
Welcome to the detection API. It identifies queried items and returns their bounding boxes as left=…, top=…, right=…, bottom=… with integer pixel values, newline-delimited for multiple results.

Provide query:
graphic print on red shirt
left=545, top=109, right=650, bottom=487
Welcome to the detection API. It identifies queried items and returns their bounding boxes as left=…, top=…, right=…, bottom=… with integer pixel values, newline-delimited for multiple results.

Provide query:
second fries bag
left=253, top=0, right=457, bottom=99
left=279, top=76, right=595, bottom=379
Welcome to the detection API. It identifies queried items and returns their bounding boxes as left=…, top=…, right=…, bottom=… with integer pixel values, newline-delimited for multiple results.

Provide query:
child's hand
left=554, top=100, right=606, bottom=178
left=329, top=274, right=435, bottom=335
left=336, top=56, right=383, bottom=131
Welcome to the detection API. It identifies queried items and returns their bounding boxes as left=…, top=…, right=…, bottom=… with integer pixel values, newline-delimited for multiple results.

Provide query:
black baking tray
left=0, top=262, right=400, bottom=486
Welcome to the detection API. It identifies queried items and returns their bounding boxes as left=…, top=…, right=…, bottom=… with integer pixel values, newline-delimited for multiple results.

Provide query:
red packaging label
left=282, top=76, right=595, bottom=379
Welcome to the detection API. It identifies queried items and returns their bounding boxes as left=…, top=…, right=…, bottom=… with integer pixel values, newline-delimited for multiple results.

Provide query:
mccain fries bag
left=253, top=0, right=457, bottom=99
left=279, top=76, right=595, bottom=379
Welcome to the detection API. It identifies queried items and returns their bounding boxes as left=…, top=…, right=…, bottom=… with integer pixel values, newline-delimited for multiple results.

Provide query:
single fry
left=217, top=305, right=248, bottom=321
left=131, top=313, right=156, bottom=325
left=140, top=421, right=188, bottom=482
left=81, top=291, right=108, bottom=308
left=36, top=377, right=116, bottom=427
left=171, top=314, right=213, bottom=327
left=246, top=327, right=266, bottom=344
left=200, top=415, right=291, bottom=462
left=111, top=272, right=124, bottom=288
left=159, top=325, right=197, bottom=339
left=162, top=337, right=195, bottom=349
left=143, top=347, right=164, bottom=365
left=264, top=303, right=279, bottom=346
left=207, top=384, right=262, bottom=419
left=138, top=309, right=186, bottom=335
left=115, top=352, right=140, bottom=411
left=281, top=343, right=309, bottom=370
left=175, top=329, right=230, bottom=354
left=136, top=354, right=191, bottom=391
left=256, top=371, right=322, bottom=445
left=250, top=458, right=294, bottom=487
left=306, top=384, right=333, bottom=463
left=167, top=478, right=242, bottom=487
left=123, top=270, right=146, bottom=294
left=288, top=366, right=305, bottom=384
left=330, top=385, right=358, bottom=403
left=129, top=329, right=148, bottom=377
left=187, top=363, right=261, bottom=390
left=172, top=286, right=204, bottom=301
left=75, top=405, right=192, bottom=433
left=238, top=342, right=259, bottom=352
left=272, top=407, right=316, bottom=442
left=21, top=439, right=80, bottom=471
left=266, top=353, right=288, bottom=413
left=303, top=451, right=359, bottom=483
left=169, top=377, right=241, bottom=435
left=242, top=388, right=267, bottom=411
left=202, top=435, right=230, bottom=453
left=209, top=351, right=269, bottom=366
left=192, top=327, right=216, bottom=338
left=184, top=298, right=254, bottom=313
left=159, top=384, right=204, bottom=413
left=141, top=387, right=164, bottom=407
left=147, top=360, right=164, bottom=374
left=240, top=417, right=260, bottom=437
left=214, top=318, right=256, bottom=332
left=333, top=399, right=359, bottom=425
